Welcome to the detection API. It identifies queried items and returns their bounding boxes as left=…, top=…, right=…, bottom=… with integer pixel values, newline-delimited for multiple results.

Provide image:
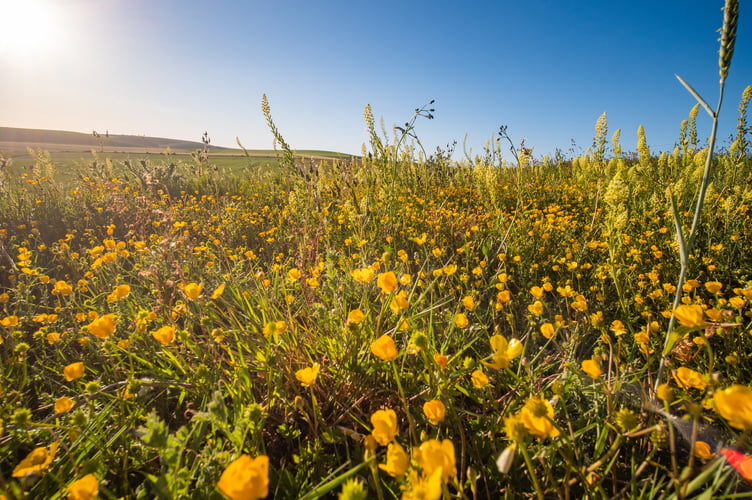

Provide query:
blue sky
left=1, top=0, right=751, bottom=159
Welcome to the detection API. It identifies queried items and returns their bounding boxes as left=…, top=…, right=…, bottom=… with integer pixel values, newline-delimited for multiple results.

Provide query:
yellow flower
left=520, top=396, right=560, bottom=439
left=295, top=363, right=320, bottom=387
left=674, top=367, right=707, bottom=391
left=571, top=295, right=588, bottom=312
left=52, top=280, right=73, bottom=296
left=347, top=309, right=364, bottom=325
left=540, top=323, right=555, bottom=339
left=483, top=335, right=523, bottom=370
left=210, top=283, right=226, bottom=300
left=527, top=300, right=544, bottom=316
left=370, top=408, right=398, bottom=445
left=0, top=315, right=20, bottom=331
left=504, top=414, right=528, bottom=443
left=729, top=296, right=746, bottom=309
left=471, top=369, right=489, bottom=389
left=530, top=286, right=544, bottom=299
left=262, top=321, right=286, bottom=338
left=152, top=325, right=176, bottom=345
left=694, top=441, right=714, bottom=460
left=287, top=268, right=301, bottom=282
left=377, top=271, right=398, bottom=294
left=610, top=320, right=627, bottom=335
left=217, top=454, right=269, bottom=500
left=64, top=362, right=85, bottom=381
left=12, top=441, right=58, bottom=477
left=389, top=290, right=409, bottom=314
left=714, top=385, right=752, bottom=430
left=370, top=335, right=398, bottom=361
left=183, top=282, right=203, bottom=300
left=656, top=383, right=674, bottom=403
left=454, top=313, right=469, bottom=329
left=423, top=400, right=446, bottom=425
left=106, top=284, right=131, bottom=302
left=414, top=439, right=456, bottom=482
left=673, top=304, right=706, bottom=328
left=378, top=442, right=409, bottom=477
left=402, top=469, right=442, bottom=500
left=462, top=295, right=476, bottom=311
left=54, top=396, right=74, bottom=414
left=351, top=267, right=375, bottom=283
left=86, top=313, right=117, bottom=339
left=67, top=473, right=99, bottom=500
left=433, top=354, right=448, bottom=370
left=581, top=359, right=602, bottom=379
left=705, top=281, right=723, bottom=294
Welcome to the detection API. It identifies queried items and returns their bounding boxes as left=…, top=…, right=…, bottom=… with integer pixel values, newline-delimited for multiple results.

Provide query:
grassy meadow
left=2, top=6, right=752, bottom=500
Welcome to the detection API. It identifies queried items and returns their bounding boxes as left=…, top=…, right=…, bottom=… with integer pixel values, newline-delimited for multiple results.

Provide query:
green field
left=2, top=7, right=752, bottom=499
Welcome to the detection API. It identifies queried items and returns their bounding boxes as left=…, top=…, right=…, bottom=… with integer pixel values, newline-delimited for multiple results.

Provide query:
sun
left=0, top=0, right=64, bottom=65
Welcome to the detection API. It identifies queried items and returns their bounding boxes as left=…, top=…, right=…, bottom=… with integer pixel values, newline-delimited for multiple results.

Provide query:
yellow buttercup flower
left=52, top=280, right=73, bottom=296
left=183, top=282, right=203, bottom=300
left=471, top=369, right=489, bottom=388
left=504, top=414, right=528, bottom=443
left=377, top=271, right=398, bottom=294
left=540, top=322, right=555, bottom=339
left=461, top=295, right=476, bottom=311
left=483, top=335, right=523, bottom=370
left=54, top=396, right=74, bottom=414
left=295, top=363, right=320, bottom=387
left=152, top=325, right=176, bottom=345
left=527, top=300, right=544, bottom=316
left=389, top=290, right=409, bottom=314
left=673, top=367, right=707, bottom=391
left=86, top=313, right=117, bottom=339
left=656, top=383, right=674, bottom=403
left=705, top=281, right=723, bottom=294
left=433, top=354, right=448, bottom=370
left=581, top=359, right=603, bottom=379
left=370, top=335, right=398, bottom=361
left=454, top=313, right=469, bottom=328
left=520, top=396, right=560, bottom=439
left=414, top=439, right=456, bottom=482
left=423, top=400, right=446, bottom=425
left=694, top=441, right=714, bottom=460
left=106, top=284, right=131, bottom=302
left=13, top=441, right=58, bottom=477
left=67, top=473, right=99, bottom=500
left=347, top=309, right=364, bottom=325
left=0, top=315, right=19, bottom=328
left=673, top=304, right=706, bottom=328
left=370, top=408, right=398, bottom=445
left=714, top=385, right=752, bottom=430
left=378, top=442, right=409, bottom=477
left=287, top=268, right=301, bottom=282
left=262, top=321, right=286, bottom=338
left=210, top=283, right=226, bottom=299
left=351, top=267, right=375, bottom=283
left=217, top=454, right=269, bottom=500
left=63, top=362, right=85, bottom=381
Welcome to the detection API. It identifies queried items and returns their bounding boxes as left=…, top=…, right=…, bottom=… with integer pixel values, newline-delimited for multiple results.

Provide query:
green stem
left=655, top=81, right=726, bottom=393
left=519, top=441, right=545, bottom=500
left=391, top=361, right=417, bottom=445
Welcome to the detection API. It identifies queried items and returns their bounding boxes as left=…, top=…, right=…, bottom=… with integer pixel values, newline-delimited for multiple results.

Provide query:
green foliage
left=0, top=4, right=750, bottom=498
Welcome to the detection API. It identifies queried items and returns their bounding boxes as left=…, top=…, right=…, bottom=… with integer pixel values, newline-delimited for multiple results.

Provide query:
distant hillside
left=0, top=126, right=355, bottom=159
left=0, top=126, right=228, bottom=153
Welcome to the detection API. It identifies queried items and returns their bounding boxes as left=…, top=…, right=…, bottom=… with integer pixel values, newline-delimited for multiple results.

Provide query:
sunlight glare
left=0, top=0, right=65, bottom=66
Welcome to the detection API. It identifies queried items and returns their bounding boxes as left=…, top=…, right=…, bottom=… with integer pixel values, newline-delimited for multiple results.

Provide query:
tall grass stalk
left=655, top=0, right=739, bottom=392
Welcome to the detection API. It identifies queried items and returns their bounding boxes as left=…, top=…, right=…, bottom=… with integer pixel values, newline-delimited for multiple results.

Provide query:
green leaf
left=675, top=74, right=715, bottom=119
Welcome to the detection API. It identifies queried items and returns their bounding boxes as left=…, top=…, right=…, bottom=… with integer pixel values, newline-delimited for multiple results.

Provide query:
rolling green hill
left=0, top=126, right=353, bottom=159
